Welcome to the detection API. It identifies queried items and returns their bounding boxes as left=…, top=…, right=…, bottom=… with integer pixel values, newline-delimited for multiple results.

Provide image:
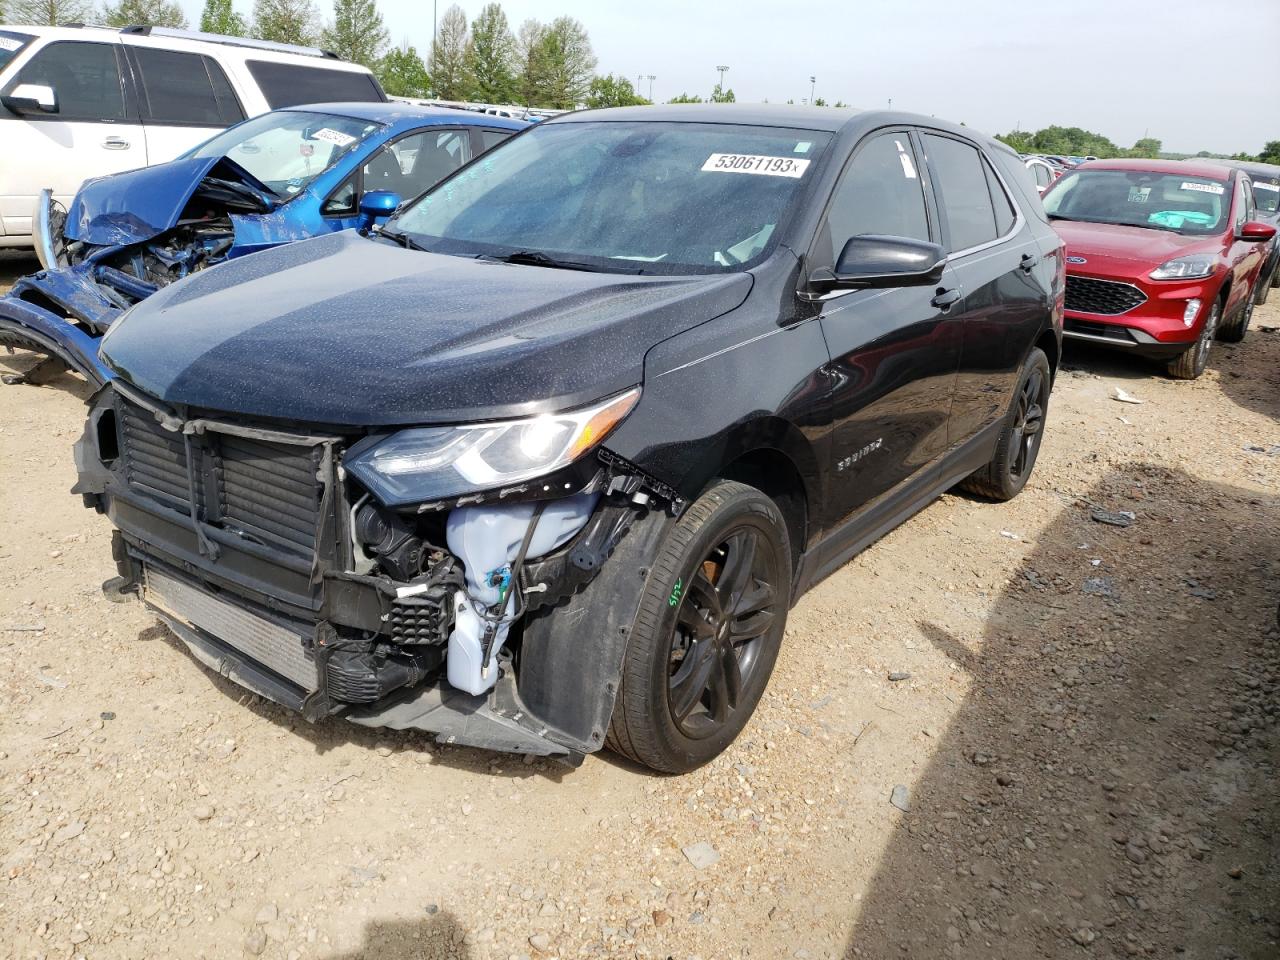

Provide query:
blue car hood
left=100, top=231, right=753, bottom=427
left=66, top=156, right=274, bottom=247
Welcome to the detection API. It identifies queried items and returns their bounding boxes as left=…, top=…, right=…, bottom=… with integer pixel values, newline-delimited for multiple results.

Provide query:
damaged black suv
left=76, top=105, right=1063, bottom=772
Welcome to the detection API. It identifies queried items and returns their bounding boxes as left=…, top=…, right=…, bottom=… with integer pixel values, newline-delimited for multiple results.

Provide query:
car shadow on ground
left=841, top=463, right=1279, bottom=959
left=1214, top=330, right=1280, bottom=422
left=138, top=622, right=580, bottom=782
left=322, top=910, right=474, bottom=959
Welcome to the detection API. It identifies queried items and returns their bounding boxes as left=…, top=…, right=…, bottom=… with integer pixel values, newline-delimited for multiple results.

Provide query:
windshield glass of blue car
left=1043, top=170, right=1229, bottom=236
left=188, top=111, right=380, bottom=200
left=1252, top=181, right=1279, bottom=215
left=0, top=31, right=35, bottom=71
left=389, top=121, right=832, bottom=274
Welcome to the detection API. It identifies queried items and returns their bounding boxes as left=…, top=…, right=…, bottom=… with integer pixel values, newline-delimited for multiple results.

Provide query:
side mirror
left=1, top=83, right=58, bottom=116
left=811, top=235, right=948, bottom=293
left=1239, top=220, right=1277, bottom=243
left=357, top=190, right=401, bottom=231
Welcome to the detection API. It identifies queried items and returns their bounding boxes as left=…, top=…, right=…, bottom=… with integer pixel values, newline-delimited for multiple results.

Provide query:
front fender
left=0, top=294, right=112, bottom=386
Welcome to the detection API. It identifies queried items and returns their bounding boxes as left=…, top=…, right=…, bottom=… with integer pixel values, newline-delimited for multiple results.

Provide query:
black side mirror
left=811, top=235, right=947, bottom=293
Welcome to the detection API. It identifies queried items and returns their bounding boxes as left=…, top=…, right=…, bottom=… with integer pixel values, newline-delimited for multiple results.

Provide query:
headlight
left=345, top=388, right=640, bottom=507
left=1149, top=255, right=1216, bottom=280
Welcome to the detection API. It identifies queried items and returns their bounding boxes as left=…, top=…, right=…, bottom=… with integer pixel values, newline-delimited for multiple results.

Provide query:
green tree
left=320, top=0, right=387, bottom=68
left=253, top=0, right=319, bottom=47
left=667, top=92, right=703, bottom=104
left=996, top=130, right=1034, bottom=153
left=537, top=15, right=595, bottom=109
left=513, top=18, right=548, bottom=105
left=200, top=0, right=248, bottom=35
left=1259, top=140, right=1280, bottom=165
left=1127, top=137, right=1162, bottom=159
left=10, top=0, right=94, bottom=23
left=710, top=83, right=734, bottom=103
left=585, top=73, right=646, bottom=109
left=102, top=0, right=188, bottom=27
left=429, top=4, right=472, bottom=100
left=466, top=3, right=516, bottom=103
left=377, top=43, right=430, bottom=97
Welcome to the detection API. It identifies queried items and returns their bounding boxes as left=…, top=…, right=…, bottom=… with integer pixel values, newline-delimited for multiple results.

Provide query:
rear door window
left=923, top=133, right=999, bottom=251
left=3, top=40, right=127, bottom=122
left=131, top=48, right=244, bottom=126
left=246, top=60, right=385, bottom=108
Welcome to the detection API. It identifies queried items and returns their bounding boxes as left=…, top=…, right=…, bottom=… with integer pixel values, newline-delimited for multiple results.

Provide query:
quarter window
left=246, top=60, right=384, bottom=108
left=6, top=41, right=126, bottom=122
left=823, top=132, right=931, bottom=261
left=985, top=160, right=1016, bottom=235
left=923, top=134, right=1000, bottom=251
left=479, top=128, right=514, bottom=152
left=131, top=48, right=244, bottom=126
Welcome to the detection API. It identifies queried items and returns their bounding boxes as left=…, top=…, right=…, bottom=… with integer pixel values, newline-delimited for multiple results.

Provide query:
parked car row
left=1045, top=158, right=1276, bottom=378
left=5, top=101, right=1067, bottom=771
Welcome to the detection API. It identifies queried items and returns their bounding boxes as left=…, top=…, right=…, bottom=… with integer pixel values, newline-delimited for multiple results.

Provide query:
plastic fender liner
left=516, top=505, right=675, bottom=753
left=0, top=295, right=113, bottom=385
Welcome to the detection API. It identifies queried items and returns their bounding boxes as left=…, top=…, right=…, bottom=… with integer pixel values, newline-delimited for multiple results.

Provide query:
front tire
left=1168, top=298, right=1221, bottom=379
left=607, top=480, right=791, bottom=773
left=960, top=347, right=1051, bottom=502
left=1218, top=291, right=1254, bottom=343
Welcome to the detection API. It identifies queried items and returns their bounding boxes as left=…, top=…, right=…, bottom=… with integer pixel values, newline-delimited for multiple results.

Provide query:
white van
left=0, top=24, right=386, bottom=248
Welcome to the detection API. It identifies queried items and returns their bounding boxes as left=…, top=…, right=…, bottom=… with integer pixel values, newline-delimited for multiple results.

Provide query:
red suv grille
left=1064, top=276, right=1147, bottom=316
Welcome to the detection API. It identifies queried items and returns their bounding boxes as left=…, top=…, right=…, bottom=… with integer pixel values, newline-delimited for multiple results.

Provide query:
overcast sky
left=179, top=0, right=1280, bottom=154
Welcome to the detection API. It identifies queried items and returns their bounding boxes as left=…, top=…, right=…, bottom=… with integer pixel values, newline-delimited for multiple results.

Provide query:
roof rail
left=119, top=25, right=339, bottom=60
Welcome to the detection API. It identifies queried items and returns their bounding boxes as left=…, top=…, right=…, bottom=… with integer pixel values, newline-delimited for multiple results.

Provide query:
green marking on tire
left=668, top=577, right=683, bottom=607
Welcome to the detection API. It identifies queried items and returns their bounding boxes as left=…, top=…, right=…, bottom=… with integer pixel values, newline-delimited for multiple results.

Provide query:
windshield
left=391, top=120, right=831, bottom=274
left=1251, top=179, right=1279, bottom=215
left=1043, top=169, right=1229, bottom=235
left=0, top=31, right=34, bottom=73
left=188, top=111, right=381, bottom=197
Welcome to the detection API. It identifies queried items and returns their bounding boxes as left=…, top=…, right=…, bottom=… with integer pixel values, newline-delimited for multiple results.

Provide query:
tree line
left=997, top=125, right=1279, bottom=166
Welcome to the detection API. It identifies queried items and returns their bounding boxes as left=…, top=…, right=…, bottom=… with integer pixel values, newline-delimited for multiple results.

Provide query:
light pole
left=715, top=65, right=729, bottom=100
left=888, top=97, right=893, bottom=110
left=641, top=74, right=656, bottom=101
left=809, top=75, right=815, bottom=105
left=432, top=1, right=438, bottom=58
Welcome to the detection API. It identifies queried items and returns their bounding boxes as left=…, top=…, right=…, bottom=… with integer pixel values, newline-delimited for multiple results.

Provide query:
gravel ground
left=1, top=249, right=1278, bottom=960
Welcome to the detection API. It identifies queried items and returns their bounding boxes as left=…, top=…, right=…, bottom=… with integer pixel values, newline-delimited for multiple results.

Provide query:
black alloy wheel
left=960, top=347, right=1052, bottom=502
left=1008, top=365, right=1046, bottom=482
left=668, top=528, right=778, bottom=740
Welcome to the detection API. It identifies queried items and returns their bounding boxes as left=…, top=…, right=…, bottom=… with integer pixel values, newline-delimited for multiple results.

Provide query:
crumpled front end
left=2, top=160, right=279, bottom=385
left=74, top=382, right=680, bottom=760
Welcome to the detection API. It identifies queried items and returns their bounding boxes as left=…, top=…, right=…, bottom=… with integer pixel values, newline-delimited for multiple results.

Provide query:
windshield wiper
left=1046, top=213, right=1077, bottom=222
left=379, top=229, right=428, bottom=252
left=488, top=250, right=602, bottom=272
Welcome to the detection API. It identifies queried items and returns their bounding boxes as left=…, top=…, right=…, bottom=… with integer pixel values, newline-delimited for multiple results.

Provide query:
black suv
left=76, top=105, right=1064, bottom=772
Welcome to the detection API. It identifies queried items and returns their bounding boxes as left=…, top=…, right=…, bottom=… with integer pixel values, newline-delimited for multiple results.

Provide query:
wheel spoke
left=715, top=531, right=757, bottom=609
left=729, top=607, right=775, bottom=642
left=1022, top=403, right=1044, bottom=435
left=686, top=569, right=722, bottom=620
left=677, top=602, right=716, bottom=641
left=730, top=578, right=775, bottom=619
left=707, top=641, right=742, bottom=722
left=669, top=644, right=715, bottom=722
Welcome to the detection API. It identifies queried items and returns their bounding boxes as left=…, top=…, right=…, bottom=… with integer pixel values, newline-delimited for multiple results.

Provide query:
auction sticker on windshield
left=1180, top=181, right=1224, bottom=195
left=313, top=128, right=357, bottom=147
left=702, top=154, right=810, bottom=178
left=0, top=36, right=23, bottom=51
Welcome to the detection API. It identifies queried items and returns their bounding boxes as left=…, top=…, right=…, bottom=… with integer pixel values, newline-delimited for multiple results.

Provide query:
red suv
left=1043, top=159, right=1276, bottom=378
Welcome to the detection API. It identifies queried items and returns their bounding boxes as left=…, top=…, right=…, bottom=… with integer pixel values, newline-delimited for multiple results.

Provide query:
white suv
left=0, top=24, right=386, bottom=248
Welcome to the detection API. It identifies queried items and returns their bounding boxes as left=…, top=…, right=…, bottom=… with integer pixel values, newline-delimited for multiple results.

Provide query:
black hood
left=100, top=231, right=752, bottom=427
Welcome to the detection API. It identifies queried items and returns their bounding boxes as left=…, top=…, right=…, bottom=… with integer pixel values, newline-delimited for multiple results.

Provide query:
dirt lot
left=1, top=247, right=1277, bottom=960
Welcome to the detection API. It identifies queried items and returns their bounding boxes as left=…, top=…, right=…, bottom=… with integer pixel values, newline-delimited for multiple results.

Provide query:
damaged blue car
left=0, top=102, right=523, bottom=385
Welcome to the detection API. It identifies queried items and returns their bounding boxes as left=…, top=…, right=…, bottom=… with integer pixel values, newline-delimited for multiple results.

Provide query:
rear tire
left=960, top=347, right=1051, bottom=502
left=1167, top=298, right=1221, bottom=379
left=607, top=480, right=791, bottom=773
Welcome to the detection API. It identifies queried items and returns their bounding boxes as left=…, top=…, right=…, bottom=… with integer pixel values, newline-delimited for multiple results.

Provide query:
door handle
left=931, top=287, right=962, bottom=309
left=102, top=136, right=131, bottom=150
left=1020, top=253, right=1037, bottom=273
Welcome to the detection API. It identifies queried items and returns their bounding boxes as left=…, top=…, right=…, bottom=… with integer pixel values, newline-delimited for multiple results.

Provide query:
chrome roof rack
left=118, top=25, right=339, bottom=60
